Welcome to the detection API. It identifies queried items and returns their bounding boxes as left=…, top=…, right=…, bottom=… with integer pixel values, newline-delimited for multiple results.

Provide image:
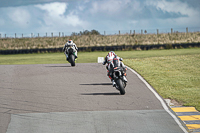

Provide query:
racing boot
left=112, top=80, right=116, bottom=87
left=66, top=54, right=69, bottom=61
left=123, top=76, right=128, bottom=82
left=75, top=51, right=78, bottom=59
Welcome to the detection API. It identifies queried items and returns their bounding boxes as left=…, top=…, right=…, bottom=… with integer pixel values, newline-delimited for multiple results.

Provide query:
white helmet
left=106, top=51, right=115, bottom=63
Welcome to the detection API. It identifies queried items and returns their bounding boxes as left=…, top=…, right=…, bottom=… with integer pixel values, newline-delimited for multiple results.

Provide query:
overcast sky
left=0, top=0, right=200, bottom=36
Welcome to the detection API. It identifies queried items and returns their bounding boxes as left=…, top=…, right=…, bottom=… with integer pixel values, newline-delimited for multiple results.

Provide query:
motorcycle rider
left=103, top=51, right=127, bottom=87
left=63, top=39, right=78, bottom=61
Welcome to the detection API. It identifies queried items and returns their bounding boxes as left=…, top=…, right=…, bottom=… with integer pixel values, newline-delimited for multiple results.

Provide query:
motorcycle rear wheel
left=116, top=79, right=125, bottom=95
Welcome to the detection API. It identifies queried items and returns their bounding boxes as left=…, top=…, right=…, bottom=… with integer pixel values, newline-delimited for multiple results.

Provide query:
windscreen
left=113, top=58, right=119, bottom=67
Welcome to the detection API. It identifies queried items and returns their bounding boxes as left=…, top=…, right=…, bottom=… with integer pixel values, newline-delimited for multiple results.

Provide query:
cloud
left=144, top=0, right=200, bottom=28
left=90, top=0, right=132, bottom=15
left=34, top=2, right=89, bottom=33
left=146, top=0, right=191, bottom=16
left=35, top=2, right=67, bottom=16
left=35, top=2, right=67, bottom=27
left=0, top=0, right=200, bottom=35
left=0, top=6, right=32, bottom=33
left=65, top=12, right=86, bottom=27
left=7, top=7, right=31, bottom=27
left=0, top=0, right=68, bottom=8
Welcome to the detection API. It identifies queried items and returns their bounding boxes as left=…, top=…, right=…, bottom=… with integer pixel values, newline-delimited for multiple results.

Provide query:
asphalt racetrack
left=0, top=63, right=187, bottom=133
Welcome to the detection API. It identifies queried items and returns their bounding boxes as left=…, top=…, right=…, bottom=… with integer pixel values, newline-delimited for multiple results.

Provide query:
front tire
left=69, top=54, right=75, bottom=66
left=116, top=79, right=125, bottom=95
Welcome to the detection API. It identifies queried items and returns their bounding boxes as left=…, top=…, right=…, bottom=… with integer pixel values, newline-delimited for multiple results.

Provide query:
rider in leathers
left=103, top=51, right=127, bottom=87
left=63, top=39, right=78, bottom=61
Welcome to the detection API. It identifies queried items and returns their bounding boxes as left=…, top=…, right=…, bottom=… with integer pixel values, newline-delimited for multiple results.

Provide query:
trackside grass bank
left=122, top=50, right=200, bottom=111
left=0, top=48, right=199, bottom=111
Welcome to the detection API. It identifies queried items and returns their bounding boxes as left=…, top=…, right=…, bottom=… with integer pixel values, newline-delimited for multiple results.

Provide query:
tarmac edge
left=126, top=66, right=189, bottom=133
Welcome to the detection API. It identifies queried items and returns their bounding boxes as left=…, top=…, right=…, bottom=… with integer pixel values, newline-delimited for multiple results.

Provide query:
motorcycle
left=66, top=45, right=76, bottom=66
left=110, top=58, right=127, bottom=95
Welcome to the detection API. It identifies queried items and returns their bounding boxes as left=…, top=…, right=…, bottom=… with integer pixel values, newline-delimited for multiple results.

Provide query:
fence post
left=62, top=32, right=64, bottom=37
left=141, top=29, right=143, bottom=34
left=51, top=33, right=54, bottom=43
left=157, top=29, right=159, bottom=35
left=104, top=31, right=106, bottom=35
left=59, top=32, right=60, bottom=37
left=22, top=34, right=23, bottom=38
left=38, top=33, right=39, bottom=37
left=15, top=33, right=16, bottom=38
left=171, top=28, right=173, bottom=34
left=134, top=30, right=135, bottom=35
left=130, top=30, right=132, bottom=34
left=186, top=27, right=188, bottom=33
left=119, top=30, right=120, bottom=35
left=0, top=34, right=1, bottom=38
left=46, top=33, right=47, bottom=37
left=5, top=34, right=6, bottom=38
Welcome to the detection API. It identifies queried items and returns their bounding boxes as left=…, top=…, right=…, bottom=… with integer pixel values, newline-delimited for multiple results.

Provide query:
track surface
left=0, top=63, right=186, bottom=133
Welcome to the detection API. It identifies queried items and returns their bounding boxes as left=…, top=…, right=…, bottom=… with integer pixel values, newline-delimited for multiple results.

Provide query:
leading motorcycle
left=66, top=46, right=76, bottom=66
left=110, top=58, right=127, bottom=95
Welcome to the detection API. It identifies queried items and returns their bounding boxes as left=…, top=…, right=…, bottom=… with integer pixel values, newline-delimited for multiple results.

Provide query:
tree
left=71, top=29, right=100, bottom=36
left=91, top=29, right=100, bottom=35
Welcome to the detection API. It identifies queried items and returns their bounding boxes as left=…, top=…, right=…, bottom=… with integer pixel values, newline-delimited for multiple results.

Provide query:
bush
left=166, top=44, right=173, bottom=49
left=71, top=29, right=100, bottom=36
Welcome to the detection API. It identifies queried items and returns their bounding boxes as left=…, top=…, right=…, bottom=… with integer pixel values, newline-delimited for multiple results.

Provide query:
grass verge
left=0, top=52, right=108, bottom=65
left=0, top=48, right=200, bottom=111
left=123, top=49, right=200, bottom=111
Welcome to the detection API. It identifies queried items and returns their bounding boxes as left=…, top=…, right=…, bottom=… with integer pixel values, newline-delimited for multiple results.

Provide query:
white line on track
left=126, top=66, right=188, bottom=133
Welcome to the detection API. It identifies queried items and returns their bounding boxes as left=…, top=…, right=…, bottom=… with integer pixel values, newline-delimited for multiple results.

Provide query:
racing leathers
left=63, top=40, right=78, bottom=60
left=103, top=52, right=127, bottom=87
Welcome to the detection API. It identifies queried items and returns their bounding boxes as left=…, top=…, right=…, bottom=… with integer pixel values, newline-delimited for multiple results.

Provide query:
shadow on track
left=81, top=92, right=119, bottom=95
left=80, top=83, right=112, bottom=86
left=45, top=66, right=71, bottom=67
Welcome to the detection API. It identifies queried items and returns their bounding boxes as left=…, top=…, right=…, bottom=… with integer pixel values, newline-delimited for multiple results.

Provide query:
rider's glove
left=119, top=58, right=123, bottom=61
left=102, top=61, right=106, bottom=65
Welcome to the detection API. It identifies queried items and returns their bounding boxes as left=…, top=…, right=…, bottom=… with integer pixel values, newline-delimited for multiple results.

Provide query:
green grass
left=2, top=48, right=200, bottom=64
left=0, top=48, right=200, bottom=111
left=116, top=48, right=200, bottom=59
left=0, top=52, right=108, bottom=65
left=123, top=54, right=200, bottom=111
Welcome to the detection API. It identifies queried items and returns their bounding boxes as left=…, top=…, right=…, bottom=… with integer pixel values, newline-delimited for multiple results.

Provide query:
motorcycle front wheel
left=116, top=79, right=125, bottom=95
left=69, top=54, right=75, bottom=66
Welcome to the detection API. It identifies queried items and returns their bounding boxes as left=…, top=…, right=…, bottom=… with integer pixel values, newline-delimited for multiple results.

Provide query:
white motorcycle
left=66, top=45, right=76, bottom=66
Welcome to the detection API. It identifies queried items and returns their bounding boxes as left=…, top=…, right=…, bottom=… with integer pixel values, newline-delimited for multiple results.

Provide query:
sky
left=0, top=0, right=200, bottom=37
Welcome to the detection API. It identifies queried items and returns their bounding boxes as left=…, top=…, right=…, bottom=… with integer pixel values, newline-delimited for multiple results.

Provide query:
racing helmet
left=106, top=51, right=115, bottom=63
left=110, top=51, right=115, bottom=55
left=68, top=39, right=73, bottom=44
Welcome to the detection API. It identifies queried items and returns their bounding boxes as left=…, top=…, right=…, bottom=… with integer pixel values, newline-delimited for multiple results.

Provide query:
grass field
left=0, top=48, right=200, bottom=111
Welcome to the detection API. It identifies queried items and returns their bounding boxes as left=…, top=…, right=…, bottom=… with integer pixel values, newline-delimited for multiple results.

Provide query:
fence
left=0, top=27, right=199, bottom=38
left=0, top=27, right=200, bottom=52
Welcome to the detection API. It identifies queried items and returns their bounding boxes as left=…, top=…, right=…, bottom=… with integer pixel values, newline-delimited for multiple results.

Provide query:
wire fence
left=0, top=27, right=200, bottom=39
